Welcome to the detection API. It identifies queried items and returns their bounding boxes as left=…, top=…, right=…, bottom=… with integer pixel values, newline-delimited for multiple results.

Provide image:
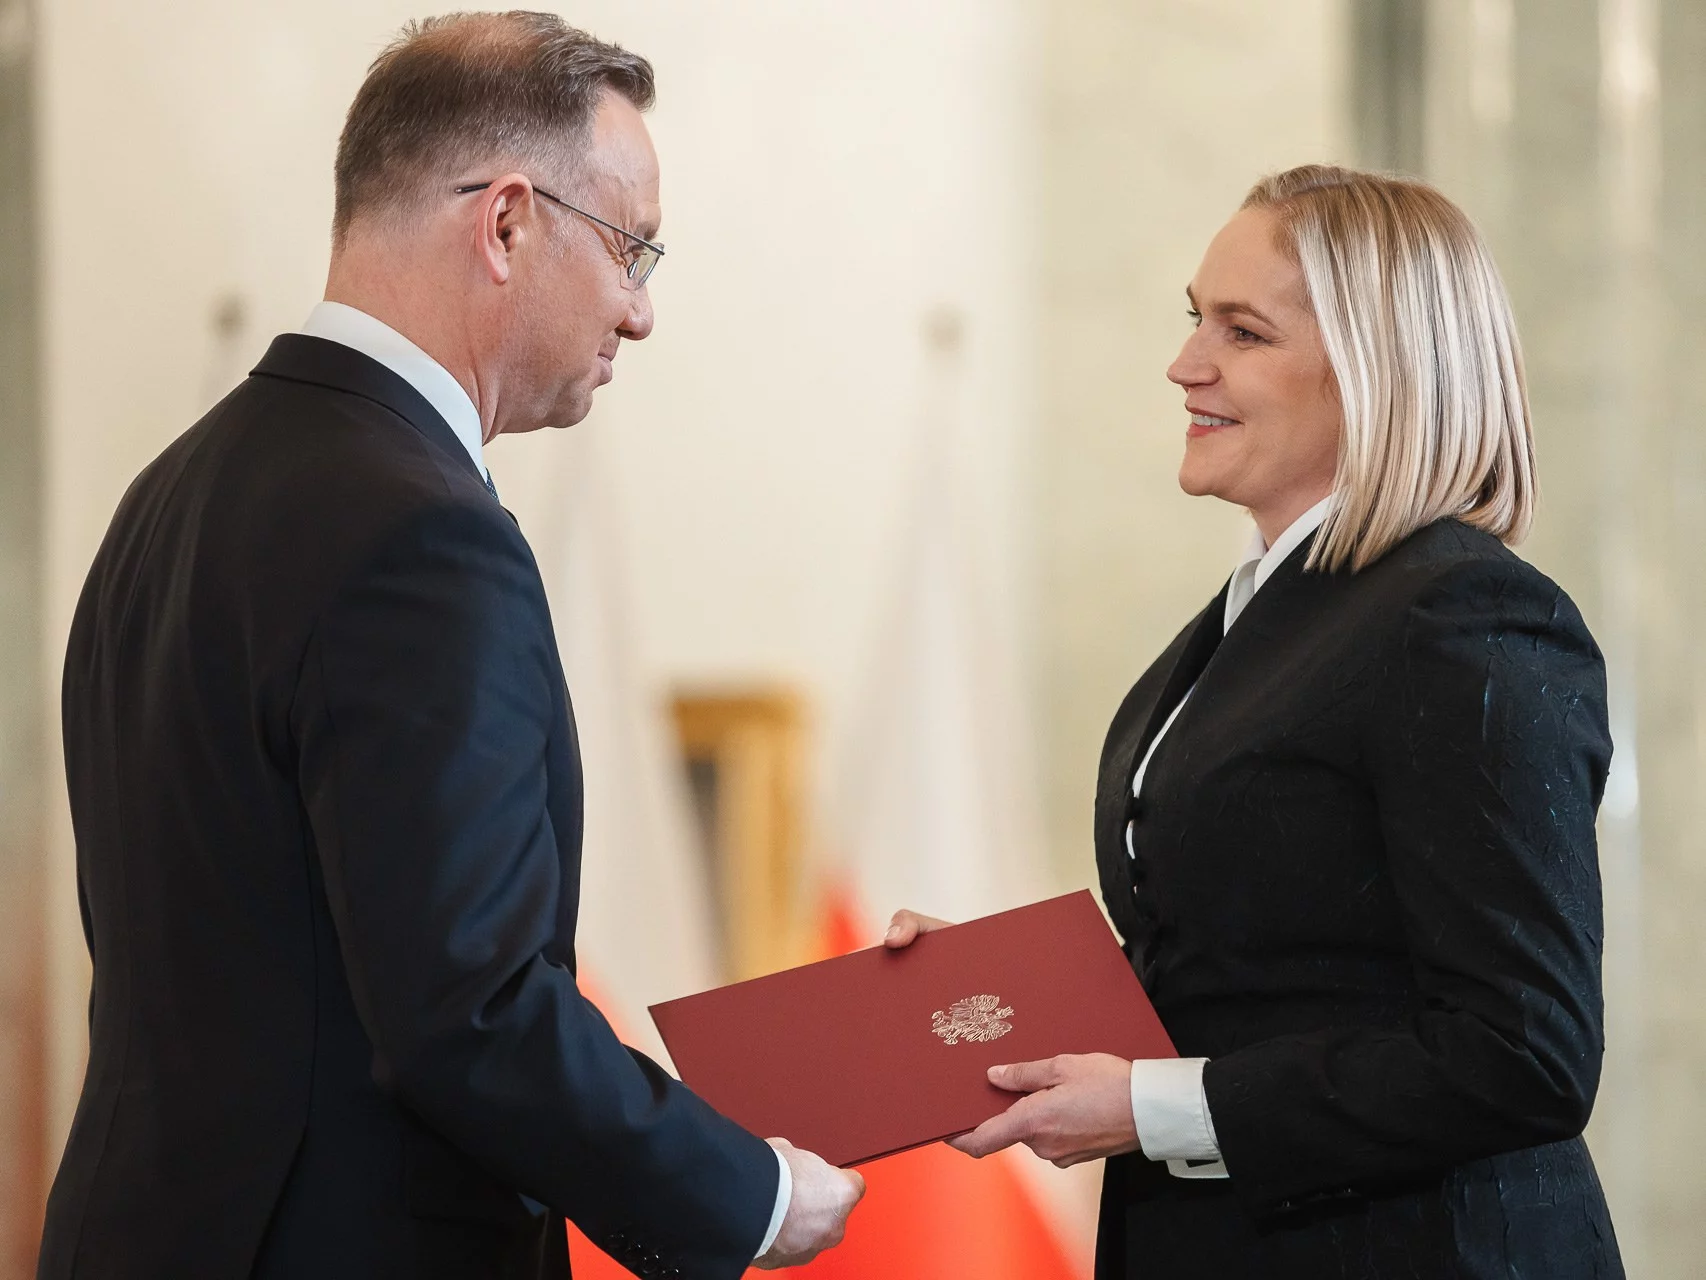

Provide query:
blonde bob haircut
left=1242, top=165, right=1536, bottom=573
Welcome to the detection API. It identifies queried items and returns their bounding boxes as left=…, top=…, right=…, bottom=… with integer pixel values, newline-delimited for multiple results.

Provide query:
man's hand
left=946, top=1054, right=1141, bottom=1168
left=752, top=1139, right=866, bottom=1269
left=883, top=908, right=953, bottom=948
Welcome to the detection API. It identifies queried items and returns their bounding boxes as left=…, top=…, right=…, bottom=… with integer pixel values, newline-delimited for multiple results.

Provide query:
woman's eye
left=1186, top=309, right=1203, bottom=327
left=1230, top=326, right=1262, bottom=343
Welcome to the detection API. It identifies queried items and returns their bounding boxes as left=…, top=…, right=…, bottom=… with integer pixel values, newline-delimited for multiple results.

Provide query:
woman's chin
left=1177, top=463, right=1226, bottom=501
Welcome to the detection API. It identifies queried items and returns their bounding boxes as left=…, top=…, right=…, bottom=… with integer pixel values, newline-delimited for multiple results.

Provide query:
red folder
left=648, top=891, right=1176, bottom=1167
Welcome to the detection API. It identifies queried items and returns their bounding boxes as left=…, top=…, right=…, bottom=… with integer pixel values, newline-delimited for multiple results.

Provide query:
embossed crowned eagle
left=930, top=994, right=1015, bottom=1045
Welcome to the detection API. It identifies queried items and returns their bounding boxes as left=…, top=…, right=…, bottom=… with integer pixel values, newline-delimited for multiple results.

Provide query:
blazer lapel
left=1127, top=580, right=1230, bottom=786
left=1094, top=583, right=1229, bottom=948
left=1098, top=537, right=1327, bottom=954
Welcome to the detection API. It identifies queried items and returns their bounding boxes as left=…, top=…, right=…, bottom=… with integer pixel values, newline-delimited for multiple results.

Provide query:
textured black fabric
left=1092, top=519, right=1623, bottom=1279
left=40, top=335, right=776, bottom=1280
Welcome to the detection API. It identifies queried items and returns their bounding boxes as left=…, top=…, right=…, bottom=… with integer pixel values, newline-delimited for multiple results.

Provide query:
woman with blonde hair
left=889, top=165, right=1623, bottom=1276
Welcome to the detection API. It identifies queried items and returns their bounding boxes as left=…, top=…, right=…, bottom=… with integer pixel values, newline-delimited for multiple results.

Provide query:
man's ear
left=472, top=172, right=536, bottom=286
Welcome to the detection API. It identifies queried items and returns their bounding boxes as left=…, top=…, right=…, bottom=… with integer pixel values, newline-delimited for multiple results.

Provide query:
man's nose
left=619, top=286, right=654, bottom=341
left=1167, top=330, right=1216, bottom=388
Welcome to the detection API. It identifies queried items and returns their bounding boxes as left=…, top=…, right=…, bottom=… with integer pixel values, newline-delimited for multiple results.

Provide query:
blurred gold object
left=672, top=688, right=810, bottom=982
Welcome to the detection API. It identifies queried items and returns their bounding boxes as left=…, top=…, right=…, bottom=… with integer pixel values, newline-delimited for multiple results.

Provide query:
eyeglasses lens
left=629, top=247, right=660, bottom=288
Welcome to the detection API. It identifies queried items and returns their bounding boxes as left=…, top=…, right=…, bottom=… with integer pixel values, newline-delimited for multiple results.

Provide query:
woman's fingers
left=883, top=909, right=953, bottom=948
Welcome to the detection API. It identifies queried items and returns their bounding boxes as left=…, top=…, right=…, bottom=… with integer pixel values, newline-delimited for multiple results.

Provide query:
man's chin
left=541, top=388, right=596, bottom=432
left=495, top=402, right=590, bottom=436
left=557, top=396, right=595, bottom=429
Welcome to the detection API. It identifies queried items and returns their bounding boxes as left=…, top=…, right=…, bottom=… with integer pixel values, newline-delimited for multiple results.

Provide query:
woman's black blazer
left=1093, top=518, right=1624, bottom=1279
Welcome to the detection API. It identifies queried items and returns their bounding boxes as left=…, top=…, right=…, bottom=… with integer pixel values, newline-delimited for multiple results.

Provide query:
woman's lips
left=1186, top=411, right=1240, bottom=438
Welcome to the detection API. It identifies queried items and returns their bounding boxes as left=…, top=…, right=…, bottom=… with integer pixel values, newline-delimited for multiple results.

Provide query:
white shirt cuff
left=1129, top=1056, right=1228, bottom=1179
left=756, top=1145, right=792, bottom=1259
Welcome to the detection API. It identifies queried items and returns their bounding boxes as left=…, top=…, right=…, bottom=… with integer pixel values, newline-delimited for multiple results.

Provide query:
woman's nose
left=1167, top=332, right=1216, bottom=388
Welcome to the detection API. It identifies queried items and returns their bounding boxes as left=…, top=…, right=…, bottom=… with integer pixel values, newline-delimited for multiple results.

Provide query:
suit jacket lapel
left=250, top=334, right=485, bottom=488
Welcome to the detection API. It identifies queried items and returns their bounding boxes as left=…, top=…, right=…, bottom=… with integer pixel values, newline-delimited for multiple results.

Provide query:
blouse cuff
left=1129, top=1056, right=1228, bottom=1179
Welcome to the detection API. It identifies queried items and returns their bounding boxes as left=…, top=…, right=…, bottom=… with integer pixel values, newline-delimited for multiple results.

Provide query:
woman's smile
left=1186, top=410, right=1241, bottom=437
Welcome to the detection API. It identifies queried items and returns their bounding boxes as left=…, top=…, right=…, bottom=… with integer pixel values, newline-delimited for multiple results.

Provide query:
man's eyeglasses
left=454, top=180, right=665, bottom=289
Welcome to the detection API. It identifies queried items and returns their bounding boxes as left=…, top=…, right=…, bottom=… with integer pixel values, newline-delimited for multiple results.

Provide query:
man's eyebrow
left=1185, top=287, right=1279, bottom=329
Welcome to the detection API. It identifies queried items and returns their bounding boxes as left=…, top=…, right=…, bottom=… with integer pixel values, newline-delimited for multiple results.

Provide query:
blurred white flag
left=501, top=432, right=718, bottom=1066
left=822, top=324, right=1097, bottom=1270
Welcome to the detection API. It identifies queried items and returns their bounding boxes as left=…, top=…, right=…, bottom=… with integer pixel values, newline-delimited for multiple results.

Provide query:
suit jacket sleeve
left=290, top=498, right=777, bottom=1277
left=1201, top=556, right=1612, bottom=1216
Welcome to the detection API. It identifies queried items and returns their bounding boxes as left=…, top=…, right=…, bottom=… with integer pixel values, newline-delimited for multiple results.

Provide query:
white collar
left=300, top=301, right=487, bottom=481
left=1223, top=494, right=1335, bottom=633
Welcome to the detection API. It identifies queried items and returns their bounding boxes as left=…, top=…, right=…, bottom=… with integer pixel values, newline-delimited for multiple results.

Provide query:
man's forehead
left=582, top=95, right=661, bottom=225
left=576, top=164, right=661, bottom=239
left=589, top=93, right=659, bottom=180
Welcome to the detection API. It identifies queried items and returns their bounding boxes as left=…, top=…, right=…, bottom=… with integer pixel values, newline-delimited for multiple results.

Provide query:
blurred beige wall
left=23, top=2, right=1706, bottom=1277
left=1034, top=0, right=1349, bottom=890
left=32, top=0, right=1039, bottom=1180
left=38, top=0, right=389, bottom=1178
left=1419, top=1, right=1706, bottom=1273
left=1034, top=2, right=1706, bottom=1274
left=0, top=0, right=44, bottom=1273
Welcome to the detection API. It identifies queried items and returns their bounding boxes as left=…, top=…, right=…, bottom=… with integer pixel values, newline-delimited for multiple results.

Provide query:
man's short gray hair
left=332, top=11, right=655, bottom=243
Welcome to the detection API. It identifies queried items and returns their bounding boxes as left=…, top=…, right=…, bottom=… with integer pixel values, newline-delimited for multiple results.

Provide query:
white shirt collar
left=1223, top=494, right=1335, bottom=634
left=300, top=301, right=487, bottom=481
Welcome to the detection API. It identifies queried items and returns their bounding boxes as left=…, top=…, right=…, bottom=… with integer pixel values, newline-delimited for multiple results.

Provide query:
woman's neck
left=1250, top=485, right=1335, bottom=549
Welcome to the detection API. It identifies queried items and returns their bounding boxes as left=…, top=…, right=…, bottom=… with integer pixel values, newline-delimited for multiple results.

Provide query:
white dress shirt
left=1126, top=495, right=1335, bottom=1180
left=298, top=302, right=794, bottom=1257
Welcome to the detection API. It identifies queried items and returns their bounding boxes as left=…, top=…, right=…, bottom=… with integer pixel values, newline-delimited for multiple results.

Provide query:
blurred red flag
left=566, top=898, right=1085, bottom=1279
left=766, top=889, right=1083, bottom=1280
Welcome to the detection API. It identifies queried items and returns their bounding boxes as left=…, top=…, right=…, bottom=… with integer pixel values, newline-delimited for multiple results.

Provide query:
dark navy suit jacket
left=40, top=335, right=776, bottom=1280
left=1093, top=520, right=1624, bottom=1279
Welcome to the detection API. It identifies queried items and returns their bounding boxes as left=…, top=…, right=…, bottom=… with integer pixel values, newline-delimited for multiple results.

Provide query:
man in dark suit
left=38, top=13, right=862, bottom=1279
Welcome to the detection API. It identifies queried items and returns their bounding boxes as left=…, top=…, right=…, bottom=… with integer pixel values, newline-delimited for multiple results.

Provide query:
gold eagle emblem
left=930, top=994, right=1015, bottom=1045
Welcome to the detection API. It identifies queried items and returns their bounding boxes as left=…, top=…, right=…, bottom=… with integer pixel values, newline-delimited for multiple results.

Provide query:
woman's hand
left=882, top=916, right=1137, bottom=1165
left=882, top=909, right=953, bottom=948
left=946, top=1054, right=1140, bottom=1168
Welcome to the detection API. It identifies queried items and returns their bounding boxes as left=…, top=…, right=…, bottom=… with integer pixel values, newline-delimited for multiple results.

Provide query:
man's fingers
left=987, top=1056, right=1065, bottom=1094
left=829, top=1165, right=865, bottom=1215
left=755, top=1144, right=865, bottom=1269
left=946, top=1133, right=987, bottom=1156
left=883, top=909, right=953, bottom=949
left=945, top=1102, right=1032, bottom=1158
